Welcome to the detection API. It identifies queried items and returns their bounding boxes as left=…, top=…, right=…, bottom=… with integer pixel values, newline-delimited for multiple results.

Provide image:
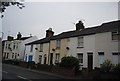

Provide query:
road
left=2, top=64, right=64, bottom=81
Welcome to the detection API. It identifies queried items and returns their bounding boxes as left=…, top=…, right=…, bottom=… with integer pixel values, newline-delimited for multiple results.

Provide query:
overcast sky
left=1, top=1, right=119, bottom=40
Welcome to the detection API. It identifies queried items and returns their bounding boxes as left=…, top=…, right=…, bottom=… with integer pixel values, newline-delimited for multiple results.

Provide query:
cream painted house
left=49, top=35, right=68, bottom=65
left=2, top=32, right=38, bottom=60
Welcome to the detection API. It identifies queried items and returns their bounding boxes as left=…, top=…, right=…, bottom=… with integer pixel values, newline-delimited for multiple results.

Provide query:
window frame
left=77, top=36, right=84, bottom=48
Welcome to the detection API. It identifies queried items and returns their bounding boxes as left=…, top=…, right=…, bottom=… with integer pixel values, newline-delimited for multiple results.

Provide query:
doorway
left=50, top=53, right=53, bottom=65
left=87, top=52, right=93, bottom=70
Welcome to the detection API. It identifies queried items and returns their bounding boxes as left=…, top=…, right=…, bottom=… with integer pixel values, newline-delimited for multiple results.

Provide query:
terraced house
left=2, top=32, right=38, bottom=60
left=24, top=20, right=119, bottom=70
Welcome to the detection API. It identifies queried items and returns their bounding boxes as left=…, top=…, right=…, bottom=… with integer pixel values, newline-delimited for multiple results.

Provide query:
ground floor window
left=98, top=52, right=104, bottom=66
left=55, top=53, right=60, bottom=64
left=77, top=53, right=83, bottom=64
left=39, top=55, right=42, bottom=64
left=112, top=52, right=120, bottom=64
left=12, top=53, right=14, bottom=59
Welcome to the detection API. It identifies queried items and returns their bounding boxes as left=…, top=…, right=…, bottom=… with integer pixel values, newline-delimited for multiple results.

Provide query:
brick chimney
left=17, top=32, right=22, bottom=40
left=76, top=21, right=85, bottom=31
left=7, top=36, right=14, bottom=41
left=46, top=28, right=54, bottom=37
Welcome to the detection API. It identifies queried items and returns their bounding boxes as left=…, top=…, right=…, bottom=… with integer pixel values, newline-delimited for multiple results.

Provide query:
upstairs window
left=30, top=45, right=33, bottom=52
left=40, top=44, right=43, bottom=52
left=77, top=37, right=84, bottom=48
left=112, top=31, right=120, bottom=40
left=5, top=44, right=7, bottom=49
left=56, top=40, right=60, bottom=48
left=13, top=43, right=16, bottom=49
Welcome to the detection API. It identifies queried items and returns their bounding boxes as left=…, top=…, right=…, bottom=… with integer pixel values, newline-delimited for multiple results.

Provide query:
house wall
left=24, top=44, right=36, bottom=62
left=19, top=36, right=38, bottom=60
left=3, top=40, right=20, bottom=60
left=68, top=32, right=119, bottom=69
left=68, top=35, right=95, bottom=68
left=95, top=32, right=119, bottom=67
left=50, top=38, right=68, bottom=65
left=35, top=43, right=49, bottom=64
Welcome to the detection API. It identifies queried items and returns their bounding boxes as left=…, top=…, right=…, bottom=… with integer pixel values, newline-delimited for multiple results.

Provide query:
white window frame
left=77, top=36, right=84, bottom=48
left=77, top=53, right=83, bottom=64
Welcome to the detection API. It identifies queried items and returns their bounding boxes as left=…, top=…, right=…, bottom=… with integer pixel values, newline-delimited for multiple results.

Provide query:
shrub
left=100, top=59, right=113, bottom=73
left=112, top=64, right=120, bottom=74
left=60, top=56, right=79, bottom=71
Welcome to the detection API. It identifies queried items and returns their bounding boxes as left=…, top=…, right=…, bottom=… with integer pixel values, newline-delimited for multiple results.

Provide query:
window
left=30, top=45, right=33, bottom=52
left=56, top=40, right=60, bottom=48
left=112, top=31, right=120, bottom=40
left=55, top=53, right=60, bottom=63
left=77, top=53, right=83, bottom=64
left=77, top=37, right=84, bottom=48
left=39, top=55, right=42, bottom=64
left=12, top=53, right=14, bottom=58
left=40, top=44, right=43, bottom=52
left=13, top=43, right=16, bottom=49
left=16, top=43, right=18, bottom=49
left=112, top=53, right=120, bottom=64
left=98, top=52, right=104, bottom=66
left=15, top=53, right=17, bottom=59
left=5, top=44, right=7, bottom=49
left=6, top=53, right=9, bottom=58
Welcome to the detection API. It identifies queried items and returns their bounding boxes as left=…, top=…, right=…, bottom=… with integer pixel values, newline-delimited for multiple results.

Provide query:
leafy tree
left=0, top=0, right=25, bottom=18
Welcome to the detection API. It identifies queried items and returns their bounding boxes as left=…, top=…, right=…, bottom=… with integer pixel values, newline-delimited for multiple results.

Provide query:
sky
left=1, top=0, right=119, bottom=40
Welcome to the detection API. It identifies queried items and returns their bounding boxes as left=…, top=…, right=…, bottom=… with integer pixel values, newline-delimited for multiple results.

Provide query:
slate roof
left=25, top=20, right=120, bottom=45
left=25, top=37, right=51, bottom=45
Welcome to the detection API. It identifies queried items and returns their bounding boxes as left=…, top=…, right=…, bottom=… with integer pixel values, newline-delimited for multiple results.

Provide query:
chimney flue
left=46, top=28, right=54, bottom=37
left=17, top=32, right=22, bottom=40
left=7, top=36, right=14, bottom=41
left=76, top=21, right=85, bottom=31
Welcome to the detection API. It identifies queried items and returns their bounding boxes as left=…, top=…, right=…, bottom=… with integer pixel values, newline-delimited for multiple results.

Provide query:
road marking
left=1, top=70, right=8, bottom=74
left=17, top=75, right=32, bottom=81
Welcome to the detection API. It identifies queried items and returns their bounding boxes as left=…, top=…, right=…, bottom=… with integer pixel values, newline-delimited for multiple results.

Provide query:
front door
left=87, top=53, right=93, bottom=70
left=50, top=53, right=53, bottom=65
left=28, top=55, right=33, bottom=61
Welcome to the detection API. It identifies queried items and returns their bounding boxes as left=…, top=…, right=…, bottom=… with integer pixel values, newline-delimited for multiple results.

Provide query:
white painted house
left=24, top=28, right=53, bottom=64
left=3, top=32, right=38, bottom=61
left=67, top=20, right=120, bottom=69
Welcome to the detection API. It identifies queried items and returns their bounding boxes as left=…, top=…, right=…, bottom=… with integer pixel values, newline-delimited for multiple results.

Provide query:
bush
left=27, top=61, right=36, bottom=69
left=112, top=64, right=120, bottom=74
left=60, top=56, right=79, bottom=71
left=100, top=59, right=114, bottom=73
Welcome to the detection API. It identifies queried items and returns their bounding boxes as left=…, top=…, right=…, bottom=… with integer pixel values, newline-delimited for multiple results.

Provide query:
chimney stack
left=46, top=28, right=54, bottom=37
left=7, top=36, right=14, bottom=41
left=76, top=21, right=85, bottom=31
left=17, top=32, right=22, bottom=40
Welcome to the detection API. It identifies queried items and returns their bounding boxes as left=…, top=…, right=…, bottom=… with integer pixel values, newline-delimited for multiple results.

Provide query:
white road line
left=1, top=71, right=8, bottom=73
left=17, top=75, right=27, bottom=79
left=17, top=75, right=32, bottom=81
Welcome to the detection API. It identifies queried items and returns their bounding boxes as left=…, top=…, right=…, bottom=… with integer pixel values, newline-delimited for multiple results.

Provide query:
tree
left=0, top=0, right=25, bottom=18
